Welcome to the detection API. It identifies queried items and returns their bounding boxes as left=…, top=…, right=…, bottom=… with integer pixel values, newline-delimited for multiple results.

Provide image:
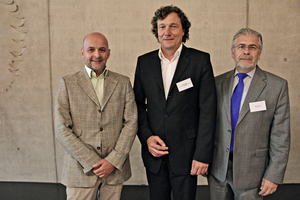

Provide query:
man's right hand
left=147, top=136, right=169, bottom=157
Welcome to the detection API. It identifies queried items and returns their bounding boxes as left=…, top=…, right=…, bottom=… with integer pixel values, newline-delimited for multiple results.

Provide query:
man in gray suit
left=209, top=28, right=290, bottom=199
left=55, top=32, right=137, bottom=200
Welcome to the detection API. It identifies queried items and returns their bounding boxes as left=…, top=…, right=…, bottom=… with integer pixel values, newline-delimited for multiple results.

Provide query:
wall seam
left=47, top=0, right=58, bottom=183
left=246, top=0, right=249, bottom=27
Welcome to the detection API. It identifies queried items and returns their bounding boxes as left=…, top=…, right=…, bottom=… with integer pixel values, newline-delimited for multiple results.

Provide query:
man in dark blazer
left=133, top=5, right=217, bottom=200
left=209, top=28, right=290, bottom=199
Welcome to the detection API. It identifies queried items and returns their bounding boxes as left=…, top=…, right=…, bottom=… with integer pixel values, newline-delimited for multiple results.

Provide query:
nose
left=94, top=49, right=101, bottom=57
left=243, top=48, right=250, bottom=54
left=165, top=26, right=171, bottom=35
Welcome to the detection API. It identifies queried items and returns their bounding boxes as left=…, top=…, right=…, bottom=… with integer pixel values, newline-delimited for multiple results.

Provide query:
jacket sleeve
left=263, top=80, right=290, bottom=184
left=133, top=57, right=155, bottom=146
left=193, top=54, right=217, bottom=164
left=105, top=78, right=138, bottom=170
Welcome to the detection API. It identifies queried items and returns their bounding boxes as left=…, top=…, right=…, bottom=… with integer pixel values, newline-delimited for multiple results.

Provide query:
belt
left=229, top=152, right=233, bottom=160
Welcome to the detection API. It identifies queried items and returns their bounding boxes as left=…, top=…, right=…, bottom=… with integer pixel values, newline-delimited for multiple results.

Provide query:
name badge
left=176, top=78, right=193, bottom=92
left=249, top=100, right=267, bottom=112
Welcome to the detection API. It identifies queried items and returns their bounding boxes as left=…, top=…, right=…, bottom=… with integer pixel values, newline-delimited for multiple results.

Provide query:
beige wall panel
left=50, top=0, right=246, bottom=185
left=248, top=0, right=300, bottom=183
left=0, top=0, right=57, bottom=182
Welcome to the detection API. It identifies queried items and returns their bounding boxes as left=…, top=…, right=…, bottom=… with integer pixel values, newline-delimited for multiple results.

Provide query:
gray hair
left=232, top=28, right=263, bottom=51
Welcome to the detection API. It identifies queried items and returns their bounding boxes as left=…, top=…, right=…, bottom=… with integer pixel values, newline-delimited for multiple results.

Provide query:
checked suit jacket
left=55, top=68, right=137, bottom=187
left=134, top=45, right=217, bottom=175
left=210, top=66, right=290, bottom=190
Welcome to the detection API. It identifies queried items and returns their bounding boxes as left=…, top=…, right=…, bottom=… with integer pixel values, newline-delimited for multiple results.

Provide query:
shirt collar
left=85, top=65, right=108, bottom=79
left=234, top=66, right=256, bottom=78
left=158, top=43, right=183, bottom=61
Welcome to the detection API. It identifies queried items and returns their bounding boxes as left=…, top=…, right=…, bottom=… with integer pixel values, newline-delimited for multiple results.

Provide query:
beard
left=236, top=62, right=256, bottom=69
left=236, top=55, right=256, bottom=69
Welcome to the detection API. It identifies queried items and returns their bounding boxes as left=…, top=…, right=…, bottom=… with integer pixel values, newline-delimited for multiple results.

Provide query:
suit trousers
left=208, top=159, right=263, bottom=200
left=146, top=156, right=197, bottom=200
left=66, top=178, right=123, bottom=200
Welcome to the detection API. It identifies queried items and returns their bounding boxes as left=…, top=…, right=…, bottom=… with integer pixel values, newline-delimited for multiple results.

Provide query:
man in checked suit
left=133, top=5, right=217, bottom=200
left=55, top=32, right=137, bottom=200
left=209, top=28, right=290, bottom=199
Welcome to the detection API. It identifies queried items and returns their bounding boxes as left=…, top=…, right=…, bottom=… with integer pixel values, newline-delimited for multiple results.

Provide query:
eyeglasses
left=234, top=44, right=259, bottom=51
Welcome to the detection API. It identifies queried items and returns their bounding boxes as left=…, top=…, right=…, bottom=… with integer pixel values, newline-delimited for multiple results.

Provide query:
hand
left=190, top=160, right=209, bottom=177
left=92, top=159, right=115, bottom=178
left=259, top=178, right=278, bottom=196
left=147, top=136, right=169, bottom=157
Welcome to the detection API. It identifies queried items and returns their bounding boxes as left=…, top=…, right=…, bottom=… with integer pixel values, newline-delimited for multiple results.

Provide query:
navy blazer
left=134, top=45, right=217, bottom=175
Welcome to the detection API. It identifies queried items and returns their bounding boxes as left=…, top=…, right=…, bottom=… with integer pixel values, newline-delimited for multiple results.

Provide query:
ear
left=81, top=48, right=84, bottom=58
left=258, top=50, right=262, bottom=60
left=231, top=48, right=234, bottom=59
left=107, top=49, right=111, bottom=59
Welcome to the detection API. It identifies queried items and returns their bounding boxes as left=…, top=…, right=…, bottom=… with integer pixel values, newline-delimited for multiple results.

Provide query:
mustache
left=90, top=57, right=104, bottom=62
left=239, top=55, right=252, bottom=59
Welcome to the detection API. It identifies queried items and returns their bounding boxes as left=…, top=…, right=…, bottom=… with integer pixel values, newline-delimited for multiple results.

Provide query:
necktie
left=230, top=73, right=248, bottom=152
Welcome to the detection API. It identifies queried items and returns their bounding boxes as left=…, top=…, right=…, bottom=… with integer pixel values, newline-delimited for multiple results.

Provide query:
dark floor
left=0, top=182, right=299, bottom=200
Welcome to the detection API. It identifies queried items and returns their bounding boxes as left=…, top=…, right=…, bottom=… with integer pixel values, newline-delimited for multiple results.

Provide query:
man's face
left=231, top=34, right=262, bottom=73
left=157, top=12, right=185, bottom=53
left=81, top=33, right=110, bottom=76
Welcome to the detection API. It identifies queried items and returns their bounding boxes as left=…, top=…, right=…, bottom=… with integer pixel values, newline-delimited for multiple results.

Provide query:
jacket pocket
left=186, top=129, right=197, bottom=139
left=255, top=148, right=268, bottom=157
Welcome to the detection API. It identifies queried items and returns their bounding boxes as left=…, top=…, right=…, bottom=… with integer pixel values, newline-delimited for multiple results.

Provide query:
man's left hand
left=93, top=159, right=115, bottom=178
left=190, top=160, right=209, bottom=177
left=259, top=178, right=278, bottom=196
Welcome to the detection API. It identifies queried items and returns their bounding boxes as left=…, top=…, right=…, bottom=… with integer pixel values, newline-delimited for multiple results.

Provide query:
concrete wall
left=0, top=0, right=299, bottom=185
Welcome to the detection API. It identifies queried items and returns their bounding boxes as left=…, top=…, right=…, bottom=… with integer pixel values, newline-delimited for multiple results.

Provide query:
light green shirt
left=85, top=66, right=108, bottom=106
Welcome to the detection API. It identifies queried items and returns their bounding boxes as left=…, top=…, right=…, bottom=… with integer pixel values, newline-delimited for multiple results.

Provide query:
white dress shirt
left=159, top=44, right=183, bottom=99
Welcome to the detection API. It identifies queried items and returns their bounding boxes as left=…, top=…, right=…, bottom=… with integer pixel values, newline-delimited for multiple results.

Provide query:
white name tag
left=249, top=100, right=267, bottom=112
left=176, top=78, right=194, bottom=92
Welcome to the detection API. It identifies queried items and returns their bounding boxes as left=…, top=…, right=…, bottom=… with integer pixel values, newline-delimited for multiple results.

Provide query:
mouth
left=239, top=55, right=252, bottom=60
left=163, top=38, right=174, bottom=41
left=91, top=59, right=103, bottom=63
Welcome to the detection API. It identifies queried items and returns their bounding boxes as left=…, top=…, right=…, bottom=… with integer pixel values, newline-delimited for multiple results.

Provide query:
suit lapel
left=150, top=52, right=165, bottom=96
left=168, top=45, right=190, bottom=96
left=222, top=70, right=235, bottom=124
left=101, top=70, right=117, bottom=109
left=77, top=69, right=100, bottom=107
left=237, top=66, right=267, bottom=125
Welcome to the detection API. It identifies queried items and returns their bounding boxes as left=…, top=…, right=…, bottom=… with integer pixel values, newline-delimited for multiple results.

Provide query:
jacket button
left=164, top=114, right=168, bottom=118
left=97, top=147, right=101, bottom=150
left=100, top=127, right=103, bottom=131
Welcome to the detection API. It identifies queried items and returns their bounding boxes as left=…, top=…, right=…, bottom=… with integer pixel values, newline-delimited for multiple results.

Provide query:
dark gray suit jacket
left=210, top=66, right=290, bottom=190
left=134, top=45, right=217, bottom=175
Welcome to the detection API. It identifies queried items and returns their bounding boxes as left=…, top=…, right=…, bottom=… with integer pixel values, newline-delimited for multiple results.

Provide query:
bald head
left=83, top=32, right=109, bottom=49
left=81, top=32, right=110, bottom=76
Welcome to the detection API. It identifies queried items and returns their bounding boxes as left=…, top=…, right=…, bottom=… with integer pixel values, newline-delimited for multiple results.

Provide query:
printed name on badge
left=249, top=100, right=267, bottom=112
left=176, top=78, right=194, bottom=92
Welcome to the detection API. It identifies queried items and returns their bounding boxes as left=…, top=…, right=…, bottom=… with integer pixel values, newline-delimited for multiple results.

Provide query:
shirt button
left=226, top=148, right=230, bottom=152
left=98, top=109, right=101, bottom=113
